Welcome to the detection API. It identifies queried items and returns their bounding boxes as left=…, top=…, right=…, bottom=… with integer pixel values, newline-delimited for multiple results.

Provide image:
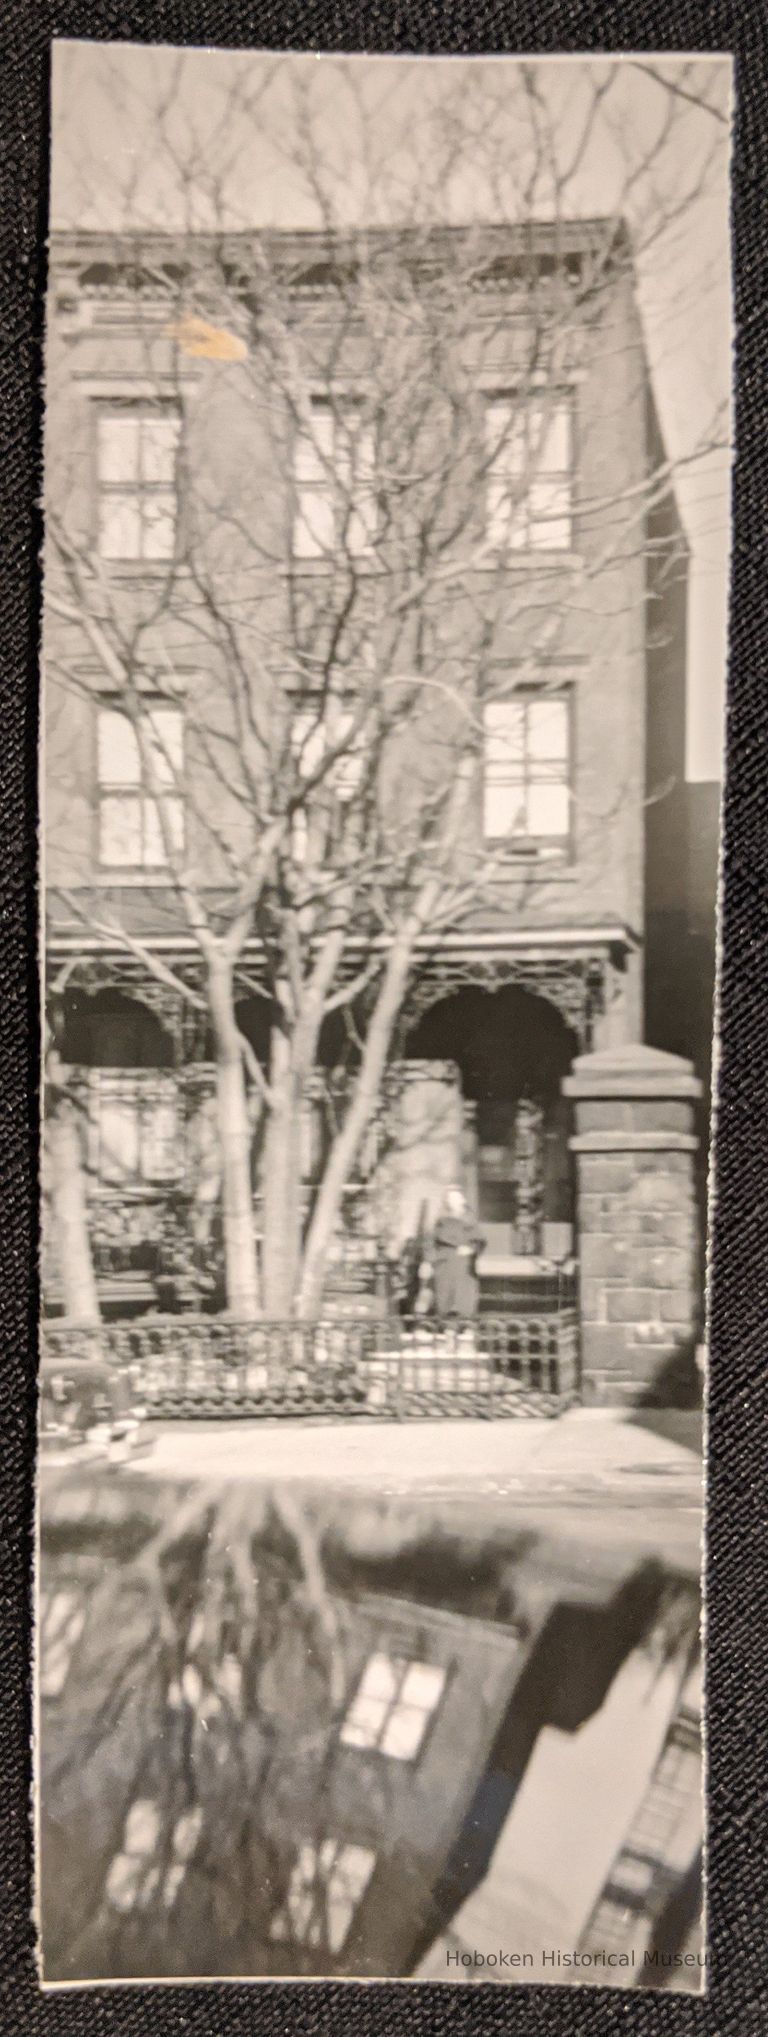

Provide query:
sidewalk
left=127, top=1403, right=701, bottom=1505
left=40, top=1407, right=703, bottom=1570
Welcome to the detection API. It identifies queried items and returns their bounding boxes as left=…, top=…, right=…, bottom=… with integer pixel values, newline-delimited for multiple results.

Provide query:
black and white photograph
left=38, top=43, right=730, bottom=1989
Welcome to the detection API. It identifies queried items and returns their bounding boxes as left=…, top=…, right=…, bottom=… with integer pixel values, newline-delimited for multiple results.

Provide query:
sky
left=50, top=45, right=733, bottom=781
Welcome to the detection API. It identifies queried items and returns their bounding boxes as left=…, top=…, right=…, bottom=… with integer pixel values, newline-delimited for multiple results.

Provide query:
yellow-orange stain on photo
left=167, top=315, right=248, bottom=362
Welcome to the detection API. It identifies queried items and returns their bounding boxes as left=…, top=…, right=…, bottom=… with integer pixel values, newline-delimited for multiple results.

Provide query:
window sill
left=94, top=870, right=180, bottom=887
left=482, top=854, right=577, bottom=882
left=288, top=555, right=378, bottom=575
left=477, top=551, right=584, bottom=573
left=93, top=560, right=185, bottom=578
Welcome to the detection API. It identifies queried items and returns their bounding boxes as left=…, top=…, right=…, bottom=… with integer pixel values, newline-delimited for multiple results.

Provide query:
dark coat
left=431, top=1213, right=483, bottom=1319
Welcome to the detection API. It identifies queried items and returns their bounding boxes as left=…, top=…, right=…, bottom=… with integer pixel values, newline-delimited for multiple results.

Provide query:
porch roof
left=46, top=923, right=638, bottom=961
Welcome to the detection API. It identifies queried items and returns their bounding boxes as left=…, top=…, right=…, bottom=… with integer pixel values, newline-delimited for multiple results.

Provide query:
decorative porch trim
left=402, top=953, right=610, bottom=1048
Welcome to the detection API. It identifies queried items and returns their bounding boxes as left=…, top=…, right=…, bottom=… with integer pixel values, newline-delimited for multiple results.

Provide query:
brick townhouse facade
left=43, top=219, right=705, bottom=1399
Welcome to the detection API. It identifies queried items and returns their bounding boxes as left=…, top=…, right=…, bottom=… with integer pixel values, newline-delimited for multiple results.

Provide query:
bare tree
left=44, top=56, right=728, bottom=1318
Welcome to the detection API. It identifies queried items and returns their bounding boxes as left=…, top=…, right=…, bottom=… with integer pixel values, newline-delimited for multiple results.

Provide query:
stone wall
left=563, top=1045, right=702, bottom=1405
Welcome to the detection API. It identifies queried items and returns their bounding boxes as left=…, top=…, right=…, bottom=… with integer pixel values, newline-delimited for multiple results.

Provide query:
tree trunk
left=259, top=1025, right=305, bottom=1318
left=298, top=943, right=412, bottom=1319
left=207, top=954, right=260, bottom=1319
left=46, top=1085, right=100, bottom=1323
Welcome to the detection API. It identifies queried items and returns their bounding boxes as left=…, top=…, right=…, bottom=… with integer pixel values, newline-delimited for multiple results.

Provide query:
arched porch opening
left=51, top=987, right=185, bottom=1312
left=405, top=984, right=578, bottom=1274
left=60, top=986, right=175, bottom=1069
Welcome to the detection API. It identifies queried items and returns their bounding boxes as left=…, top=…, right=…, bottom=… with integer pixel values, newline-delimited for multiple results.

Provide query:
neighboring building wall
left=578, top=1656, right=703, bottom=1986
left=643, top=388, right=718, bottom=1118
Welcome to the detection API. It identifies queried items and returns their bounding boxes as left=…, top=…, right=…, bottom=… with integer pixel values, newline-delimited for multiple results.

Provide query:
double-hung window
left=96, top=403, right=180, bottom=562
left=339, top=1652, right=447, bottom=1760
left=88, top=1071, right=181, bottom=1190
left=97, top=701, right=184, bottom=869
left=293, top=399, right=376, bottom=560
left=289, top=699, right=363, bottom=862
left=484, top=393, right=573, bottom=551
left=482, top=692, right=570, bottom=855
left=269, top=1840, right=376, bottom=1954
left=105, top=1800, right=202, bottom=1915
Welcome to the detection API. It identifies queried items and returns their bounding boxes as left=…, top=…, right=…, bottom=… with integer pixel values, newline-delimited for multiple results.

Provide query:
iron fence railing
left=41, top=1310, right=579, bottom=1427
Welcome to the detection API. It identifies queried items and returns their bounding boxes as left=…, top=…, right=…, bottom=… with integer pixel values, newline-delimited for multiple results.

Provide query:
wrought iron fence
left=41, top=1310, right=579, bottom=1426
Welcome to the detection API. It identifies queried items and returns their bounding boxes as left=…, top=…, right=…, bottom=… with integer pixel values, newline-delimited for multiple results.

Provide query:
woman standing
left=431, top=1186, right=483, bottom=1321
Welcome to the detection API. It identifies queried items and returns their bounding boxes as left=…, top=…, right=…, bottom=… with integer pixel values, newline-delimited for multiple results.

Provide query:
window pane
left=339, top=1695, right=388, bottom=1747
left=124, top=1799, right=161, bottom=1857
left=345, top=421, right=376, bottom=555
left=528, top=698, right=568, bottom=760
left=484, top=702, right=525, bottom=765
left=486, top=477, right=527, bottom=549
left=161, top=1862, right=186, bottom=1910
left=484, top=399, right=525, bottom=476
left=326, top=1896, right=355, bottom=1954
left=338, top=1844, right=376, bottom=1895
left=142, top=493, right=176, bottom=560
left=332, top=711, right=363, bottom=801
left=348, top=492, right=376, bottom=556
left=292, top=711, right=326, bottom=779
left=353, top=421, right=375, bottom=486
left=327, top=1846, right=375, bottom=1950
left=287, top=1889, right=315, bottom=1937
left=295, top=406, right=335, bottom=482
left=530, top=478, right=571, bottom=548
left=527, top=780, right=570, bottom=838
left=532, top=402, right=571, bottom=474
left=106, top=1853, right=144, bottom=1913
left=291, top=811, right=308, bottom=865
left=98, top=710, right=140, bottom=787
left=485, top=399, right=527, bottom=547
left=146, top=708, right=183, bottom=784
left=99, top=793, right=143, bottom=865
left=143, top=794, right=183, bottom=865
left=484, top=781, right=526, bottom=840
left=357, top=1653, right=401, bottom=1703
left=99, top=493, right=142, bottom=560
left=141, top=414, right=180, bottom=483
left=173, top=1808, right=203, bottom=1862
left=399, top=1662, right=446, bottom=1711
left=380, top=1703, right=430, bottom=1760
left=294, top=490, right=335, bottom=558
left=335, top=751, right=363, bottom=801
left=98, top=413, right=139, bottom=482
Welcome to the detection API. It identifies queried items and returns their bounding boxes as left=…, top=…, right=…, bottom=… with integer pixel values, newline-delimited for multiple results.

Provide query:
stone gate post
left=562, top=1044, right=702, bottom=1406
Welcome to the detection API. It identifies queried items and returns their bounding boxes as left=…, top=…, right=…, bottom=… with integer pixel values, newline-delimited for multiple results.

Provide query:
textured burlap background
left=1, top=5, right=763, bottom=2030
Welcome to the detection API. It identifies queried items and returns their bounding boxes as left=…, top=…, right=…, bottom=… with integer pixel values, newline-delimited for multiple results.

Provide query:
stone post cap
left=562, top=1041, right=702, bottom=1101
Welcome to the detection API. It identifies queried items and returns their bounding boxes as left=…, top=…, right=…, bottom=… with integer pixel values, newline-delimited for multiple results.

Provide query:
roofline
left=48, top=217, right=632, bottom=268
left=45, top=923, right=638, bottom=959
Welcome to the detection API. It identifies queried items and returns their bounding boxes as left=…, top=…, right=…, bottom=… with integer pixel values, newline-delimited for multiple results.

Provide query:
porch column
left=562, top=1045, right=702, bottom=1406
